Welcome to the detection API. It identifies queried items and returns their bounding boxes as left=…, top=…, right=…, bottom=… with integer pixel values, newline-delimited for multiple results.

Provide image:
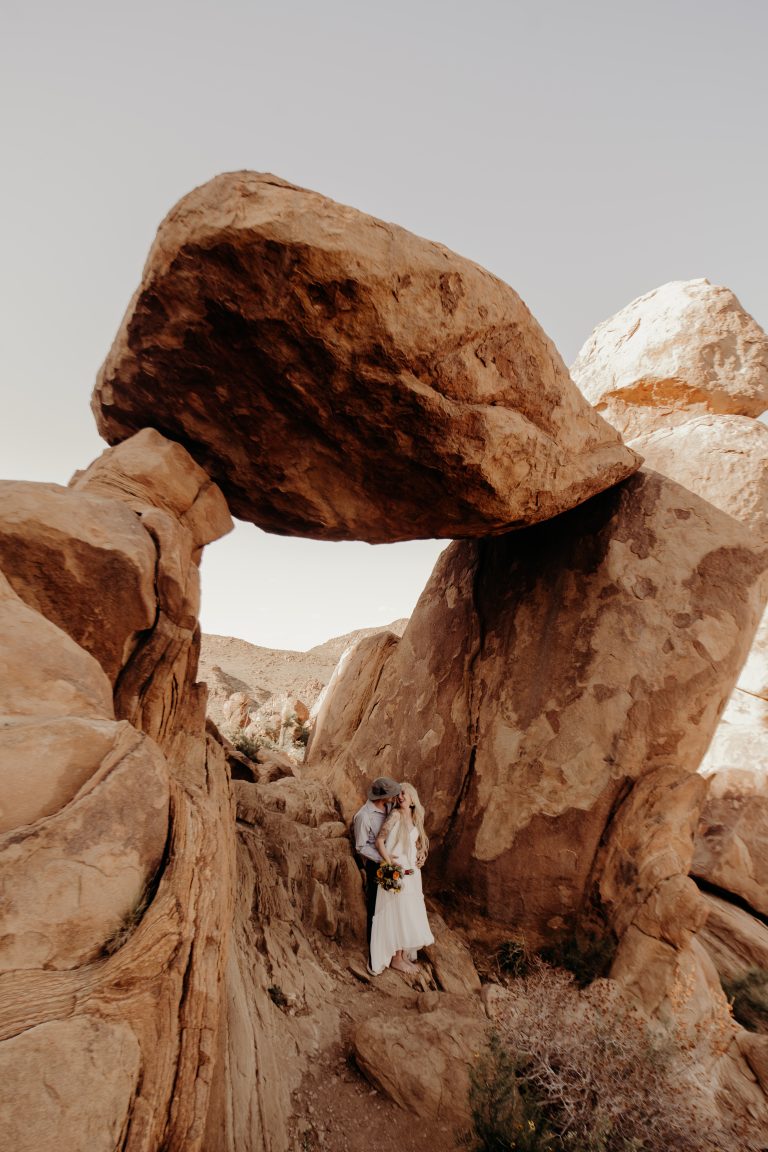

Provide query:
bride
left=370, top=782, right=434, bottom=975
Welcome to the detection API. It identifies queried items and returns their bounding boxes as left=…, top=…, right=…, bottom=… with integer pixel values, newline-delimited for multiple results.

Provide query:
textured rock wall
left=309, top=471, right=767, bottom=936
left=307, top=279, right=768, bottom=1139
left=570, top=280, right=768, bottom=1132
left=571, top=280, right=768, bottom=943
left=0, top=431, right=237, bottom=1152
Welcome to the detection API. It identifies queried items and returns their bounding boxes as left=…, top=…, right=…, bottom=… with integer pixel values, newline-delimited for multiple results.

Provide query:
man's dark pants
left=363, top=858, right=379, bottom=958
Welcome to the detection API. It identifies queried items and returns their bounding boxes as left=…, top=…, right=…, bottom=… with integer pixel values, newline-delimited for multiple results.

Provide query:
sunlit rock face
left=0, top=432, right=236, bottom=1152
left=0, top=479, right=158, bottom=683
left=306, top=630, right=401, bottom=764
left=310, top=469, right=768, bottom=936
left=92, top=171, right=639, bottom=543
left=6, top=164, right=768, bottom=1149
left=572, top=278, right=768, bottom=971
left=632, top=415, right=768, bottom=533
left=572, top=278, right=768, bottom=440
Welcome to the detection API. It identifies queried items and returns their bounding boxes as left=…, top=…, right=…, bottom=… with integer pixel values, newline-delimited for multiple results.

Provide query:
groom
left=353, top=776, right=402, bottom=966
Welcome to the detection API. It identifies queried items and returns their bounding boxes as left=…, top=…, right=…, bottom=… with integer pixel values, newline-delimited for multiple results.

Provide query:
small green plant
left=228, top=729, right=264, bottom=760
left=722, top=967, right=768, bottom=1033
left=466, top=1031, right=556, bottom=1152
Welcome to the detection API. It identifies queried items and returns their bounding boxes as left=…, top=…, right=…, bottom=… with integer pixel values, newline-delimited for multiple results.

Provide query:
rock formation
left=307, top=473, right=767, bottom=933
left=572, top=278, right=768, bottom=439
left=0, top=432, right=236, bottom=1152
left=308, top=277, right=768, bottom=1139
left=570, top=279, right=768, bottom=1131
left=571, top=281, right=768, bottom=970
left=92, top=171, right=638, bottom=542
left=3, top=172, right=768, bottom=1152
left=306, top=629, right=401, bottom=764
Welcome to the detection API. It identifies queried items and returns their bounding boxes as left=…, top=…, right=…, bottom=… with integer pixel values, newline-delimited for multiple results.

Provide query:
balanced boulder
left=93, top=172, right=639, bottom=542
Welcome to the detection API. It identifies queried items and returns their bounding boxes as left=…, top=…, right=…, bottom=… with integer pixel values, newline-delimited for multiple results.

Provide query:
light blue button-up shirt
left=353, top=800, right=389, bottom=862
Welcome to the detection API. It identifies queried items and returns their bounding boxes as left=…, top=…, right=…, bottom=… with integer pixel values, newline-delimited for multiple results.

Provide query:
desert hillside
left=200, top=620, right=408, bottom=702
left=199, top=620, right=408, bottom=736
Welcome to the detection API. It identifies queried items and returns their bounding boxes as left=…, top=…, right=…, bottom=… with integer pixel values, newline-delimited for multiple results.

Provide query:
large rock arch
left=2, top=173, right=768, bottom=1150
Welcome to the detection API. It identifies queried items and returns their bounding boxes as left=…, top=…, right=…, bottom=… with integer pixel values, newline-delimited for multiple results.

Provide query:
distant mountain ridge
left=199, top=619, right=408, bottom=718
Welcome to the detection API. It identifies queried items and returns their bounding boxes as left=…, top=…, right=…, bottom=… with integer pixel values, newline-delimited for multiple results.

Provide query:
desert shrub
left=466, top=1030, right=556, bottom=1151
left=722, top=967, right=768, bottom=1034
left=480, top=962, right=732, bottom=1152
left=497, top=937, right=532, bottom=979
left=223, top=705, right=308, bottom=762
left=227, top=729, right=264, bottom=760
left=537, top=930, right=616, bottom=989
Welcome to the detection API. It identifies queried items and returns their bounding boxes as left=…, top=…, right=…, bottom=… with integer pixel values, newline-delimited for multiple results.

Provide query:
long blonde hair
left=394, top=782, right=429, bottom=862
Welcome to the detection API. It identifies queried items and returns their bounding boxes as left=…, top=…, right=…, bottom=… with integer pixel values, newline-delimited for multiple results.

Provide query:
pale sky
left=2, top=0, right=767, bottom=650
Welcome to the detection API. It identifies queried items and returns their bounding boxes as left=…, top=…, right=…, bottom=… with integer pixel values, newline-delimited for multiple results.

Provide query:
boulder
left=0, top=720, right=169, bottom=971
left=693, top=766, right=768, bottom=917
left=312, top=470, right=768, bottom=939
left=697, top=892, right=768, bottom=980
left=70, top=426, right=233, bottom=551
left=597, top=765, right=709, bottom=947
left=0, top=1017, right=141, bottom=1152
left=291, top=698, right=309, bottom=724
left=92, top=171, right=639, bottom=543
left=424, top=913, right=482, bottom=995
left=354, top=1004, right=487, bottom=1125
left=0, top=479, right=156, bottom=682
left=632, top=415, right=768, bottom=534
left=0, top=715, right=124, bottom=834
left=572, top=279, right=768, bottom=440
left=72, top=431, right=232, bottom=749
left=254, top=745, right=299, bottom=783
left=235, top=777, right=338, bottom=829
left=306, top=630, right=400, bottom=765
left=0, top=570, right=114, bottom=720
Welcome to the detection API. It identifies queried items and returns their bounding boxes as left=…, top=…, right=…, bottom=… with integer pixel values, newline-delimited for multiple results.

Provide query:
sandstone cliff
left=2, top=178, right=767, bottom=1151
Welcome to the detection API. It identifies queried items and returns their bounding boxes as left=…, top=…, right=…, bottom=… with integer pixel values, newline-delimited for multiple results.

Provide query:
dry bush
left=466, top=1030, right=556, bottom=1151
left=485, top=962, right=737, bottom=1152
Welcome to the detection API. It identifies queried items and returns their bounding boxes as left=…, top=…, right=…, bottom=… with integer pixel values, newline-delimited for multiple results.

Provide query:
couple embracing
left=353, top=776, right=434, bottom=976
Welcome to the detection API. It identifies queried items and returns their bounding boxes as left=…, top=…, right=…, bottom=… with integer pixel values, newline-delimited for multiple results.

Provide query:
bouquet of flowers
left=375, top=861, right=402, bottom=892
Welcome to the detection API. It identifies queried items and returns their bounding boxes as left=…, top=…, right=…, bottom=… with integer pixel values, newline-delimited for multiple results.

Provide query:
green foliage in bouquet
left=375, top=861, right=402, bottom=892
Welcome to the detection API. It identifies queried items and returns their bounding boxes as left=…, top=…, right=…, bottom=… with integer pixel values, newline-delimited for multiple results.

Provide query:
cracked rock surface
left=92, top=171, right=639, bottom=542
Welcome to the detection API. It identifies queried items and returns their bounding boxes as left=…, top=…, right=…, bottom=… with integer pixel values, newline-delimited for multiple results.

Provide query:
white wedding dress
left=369, top=820, right=434, bottom=975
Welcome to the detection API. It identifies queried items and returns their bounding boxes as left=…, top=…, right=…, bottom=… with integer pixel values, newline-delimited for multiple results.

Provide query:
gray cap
left=367, top=776, right=402, bottom=802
